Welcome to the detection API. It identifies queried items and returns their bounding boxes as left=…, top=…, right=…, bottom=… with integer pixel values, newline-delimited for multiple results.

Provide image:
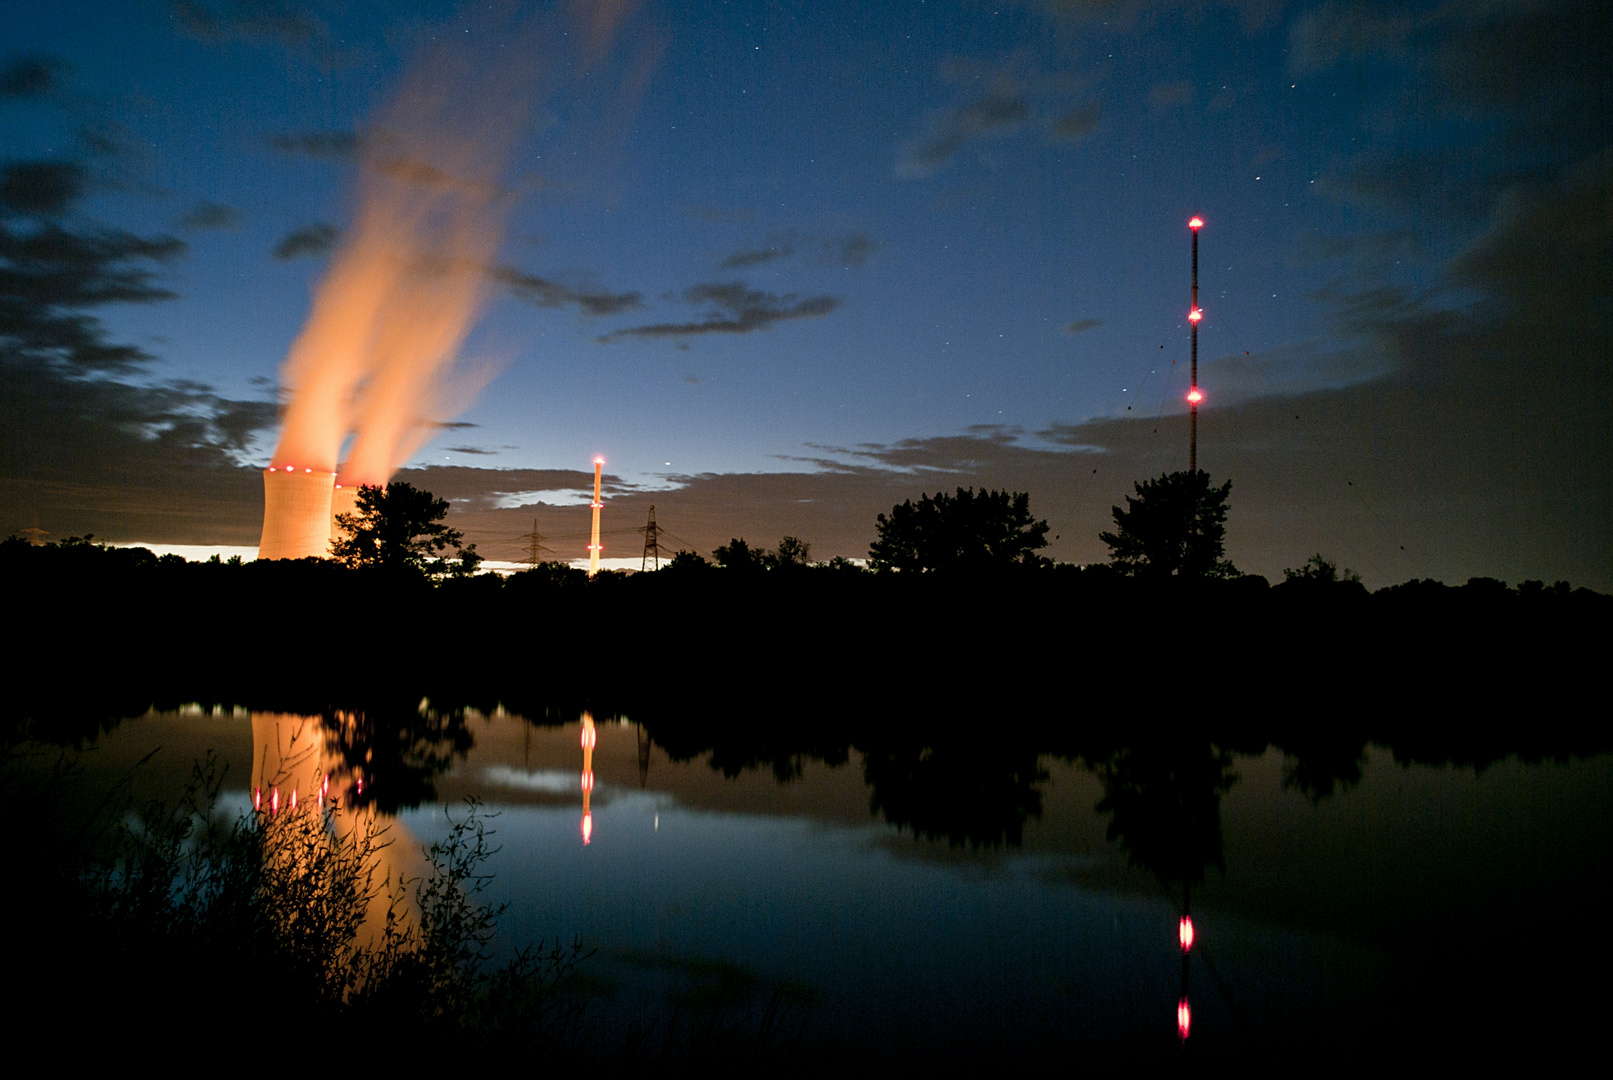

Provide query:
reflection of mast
left=587, top=457, right=604, bottom=577
left=580, top=712, right=596, bottom=845
left=1178, top=885, right=1195, bottom=1041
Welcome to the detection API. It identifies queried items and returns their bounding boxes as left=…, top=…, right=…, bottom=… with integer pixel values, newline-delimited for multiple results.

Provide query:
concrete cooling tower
left=258, top=467, right=336, bottom=560
left=329, top=483, right=361, bottom=548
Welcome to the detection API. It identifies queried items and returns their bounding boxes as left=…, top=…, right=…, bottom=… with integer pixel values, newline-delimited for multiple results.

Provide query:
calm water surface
left=72, top=707, right=1610, bottom=1065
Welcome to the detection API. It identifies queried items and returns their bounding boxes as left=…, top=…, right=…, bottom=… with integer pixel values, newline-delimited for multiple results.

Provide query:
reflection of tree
left=320, top=697, right=474, bottom=814
left=1089, top=740, right=1237, bottom=885
left=864, top=741, right=1047, bottom=848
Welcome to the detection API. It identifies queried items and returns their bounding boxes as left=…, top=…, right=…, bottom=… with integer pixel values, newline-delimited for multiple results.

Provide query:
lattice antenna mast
left=518, top=518, right=549, bottom=569
left=1187, top=216, right=1205, bottom=472
left=639, top=504, right=663, bottom=571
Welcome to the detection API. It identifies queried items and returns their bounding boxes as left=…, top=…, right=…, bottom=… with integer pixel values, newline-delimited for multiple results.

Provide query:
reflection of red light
left=270, top=787, right=279, bottom=814
left=1187, top=389, right=1203, bottom=404
left=254, top=787, right=261, bottom=811
left=1177, top=998, right=1191, bottom=1039
left=1188, top=307, right=1203, bottom=323
left=356, top=777, right=364, bottom=796
left=290, top=788, right=297, bottom=811
left=581, top=727, right=596, bottom=749
left=582, top=812, right=593, bottom=844
left=1189, top=217, right=1203, bottom=230
left=581, top=770, right=594, bottom=793
left=1179, top=915, right=1195, bottom=951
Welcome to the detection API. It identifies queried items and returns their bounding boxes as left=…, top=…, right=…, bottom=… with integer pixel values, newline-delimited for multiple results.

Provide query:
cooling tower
left=258, top=467, right=336, bottom=560
left=329, top=483, right=361, bottom=548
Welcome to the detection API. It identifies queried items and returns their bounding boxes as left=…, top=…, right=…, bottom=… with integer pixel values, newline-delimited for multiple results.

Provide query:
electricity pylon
left=639, top=504, right=662, bottom=571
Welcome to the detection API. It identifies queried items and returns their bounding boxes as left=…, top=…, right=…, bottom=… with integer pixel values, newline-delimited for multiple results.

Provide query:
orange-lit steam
left=272, top=42, right=529, bottom=485
left=260, top=4, right=650, bottom=560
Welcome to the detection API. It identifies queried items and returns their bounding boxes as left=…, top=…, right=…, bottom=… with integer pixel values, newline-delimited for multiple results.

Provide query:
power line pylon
left=518, top=518, right=549, bottom=569
left=639, top=504, right=662, bottom=571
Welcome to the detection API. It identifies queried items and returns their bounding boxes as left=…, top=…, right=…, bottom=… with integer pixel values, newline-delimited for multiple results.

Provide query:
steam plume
left=270, top=20, right=540, bottom=485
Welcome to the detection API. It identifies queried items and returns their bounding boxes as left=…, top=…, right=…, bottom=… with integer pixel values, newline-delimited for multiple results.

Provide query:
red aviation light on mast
left=1188, top=307, right=1203, bottom=323
left=1188, top=216, right=1204, bottom=230
left=1187, top=388, right=1204, bottom=405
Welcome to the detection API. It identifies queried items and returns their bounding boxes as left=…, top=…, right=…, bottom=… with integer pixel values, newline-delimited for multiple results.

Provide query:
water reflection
left=580, top=712, right=595, bottom=845
left=14, top=696, right=1610, bottom=1065
left=248, top=711, right=430, bottom=939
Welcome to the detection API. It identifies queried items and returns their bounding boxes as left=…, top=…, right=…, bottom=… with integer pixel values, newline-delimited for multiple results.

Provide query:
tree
left=1099, top=470, right=1235, bottom=579
left=1283, top=554, right=1362, bottom=585
left=774, top=536, right=812, bottom=568
left=713, top=537, right=767, bottom=572
left=331, top=482, right=480, bottom=577
left=868, top=487, right=1049, bottom=573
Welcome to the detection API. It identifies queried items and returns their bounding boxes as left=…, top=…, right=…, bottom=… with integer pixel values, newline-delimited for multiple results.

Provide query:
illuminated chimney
left=258, top=467, right=336, bottom=560
left=587, top=457, right=604, bottom=577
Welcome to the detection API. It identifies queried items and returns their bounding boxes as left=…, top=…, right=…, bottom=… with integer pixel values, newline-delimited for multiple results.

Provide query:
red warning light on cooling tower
left=1188, top=217, right=1204, bottom=230
left=1179, top=915, right=1195, bottom=952
left=1187, top=388, right=1204, bottom=405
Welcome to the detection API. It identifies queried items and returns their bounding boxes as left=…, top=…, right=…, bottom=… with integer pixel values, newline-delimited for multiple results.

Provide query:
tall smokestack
left=587, top=457, right=604, bottom=577
left=258, top=467, right=336, bottom=560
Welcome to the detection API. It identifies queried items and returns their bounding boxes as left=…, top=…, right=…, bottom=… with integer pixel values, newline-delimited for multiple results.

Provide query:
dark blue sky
left=3, top=1, right=1608, bottom=586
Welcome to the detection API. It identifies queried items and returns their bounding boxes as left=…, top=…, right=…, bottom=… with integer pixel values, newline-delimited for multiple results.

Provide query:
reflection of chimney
left=258, top=468, right=336, bottom=560
left=329, top=482, right=361, bottom=548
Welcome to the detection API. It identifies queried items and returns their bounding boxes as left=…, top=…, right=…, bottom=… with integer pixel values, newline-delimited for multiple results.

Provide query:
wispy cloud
left=595, top=282, right=839, bottom=343
left=1062, top=319, right=1102, bottom=335
left=271, top=223, right=340, bottom=260
left=898, top=90, right=1030, bottom=177
left=492, top=264, right=644, bottom=316
left=176, top=201, right=241, bottom=231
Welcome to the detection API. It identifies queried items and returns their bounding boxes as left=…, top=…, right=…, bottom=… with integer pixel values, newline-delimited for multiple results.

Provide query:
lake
left=42, top=702, right=1611, bottom=1068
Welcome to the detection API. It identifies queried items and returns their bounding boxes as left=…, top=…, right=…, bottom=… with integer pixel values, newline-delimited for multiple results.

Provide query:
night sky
left=3, top=1, right=1608, bottom=587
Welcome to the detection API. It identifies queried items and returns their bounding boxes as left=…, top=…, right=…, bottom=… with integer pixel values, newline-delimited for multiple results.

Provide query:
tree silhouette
left=1099, top=470, right=1235, bottom=579
left=331, top=482, right=479, bottom=576
left=869, top=487, right=1049, bottom=572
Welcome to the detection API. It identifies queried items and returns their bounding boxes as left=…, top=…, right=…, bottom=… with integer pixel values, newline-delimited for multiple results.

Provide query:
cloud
left=265, top=130, right=360, bottom=161
left=176, top=201, right=241, bottom=231
left=271, top=223, right=340, bottom=260
left=1051, top=101, right=1100, bottom=140
left=1, top=178, right=185, bottom=374
left=595, top=281, right=839, bottom=343
left=1147, top=80, right=1193, bottom=108
left=1063, top=319, right=1102, bottom=335
left=0, top=53, right=66, bottom=99
left=898, top=91, right=1030, bottom=177
left=0, top=161, right=84, bottom=217
left=721, top=237, right=795, bottom=269
left=491, top=264, right=644, bottom=316
left=824, top=232, right=878, bottom=268
left=444, top=445, right=498, bottom=455
left=171, top=0, right=326, bottom=50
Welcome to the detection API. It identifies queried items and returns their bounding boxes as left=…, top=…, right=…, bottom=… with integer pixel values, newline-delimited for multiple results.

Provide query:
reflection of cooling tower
left=329, top=483, right=361, bottom=548
left=258, top=468, right=336, bottom=560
